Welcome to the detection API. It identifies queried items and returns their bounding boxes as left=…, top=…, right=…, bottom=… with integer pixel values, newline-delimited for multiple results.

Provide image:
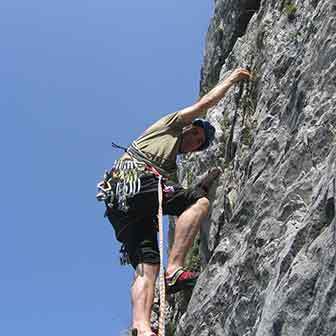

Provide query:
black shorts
left=105, top=174, right=207, bottom=269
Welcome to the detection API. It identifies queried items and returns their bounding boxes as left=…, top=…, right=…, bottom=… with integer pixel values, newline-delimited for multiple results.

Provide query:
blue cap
left=192, top=119, right=216, bottom=150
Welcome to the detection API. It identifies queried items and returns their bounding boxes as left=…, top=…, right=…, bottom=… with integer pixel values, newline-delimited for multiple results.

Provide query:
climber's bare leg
left=131, top=263, right=159, bottom=336
left=166, top=197, right=209, bottom=276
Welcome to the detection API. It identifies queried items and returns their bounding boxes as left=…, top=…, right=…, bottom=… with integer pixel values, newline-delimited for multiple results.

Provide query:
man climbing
left=97, top=68, right=250, bottom=336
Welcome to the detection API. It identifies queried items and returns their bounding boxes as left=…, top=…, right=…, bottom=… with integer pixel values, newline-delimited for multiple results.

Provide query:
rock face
left=169, top=1, right=336, bottom=335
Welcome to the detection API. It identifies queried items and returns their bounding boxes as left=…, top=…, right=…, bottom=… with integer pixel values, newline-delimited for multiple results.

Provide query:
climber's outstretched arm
left=180, top=68, right=250, bottom=125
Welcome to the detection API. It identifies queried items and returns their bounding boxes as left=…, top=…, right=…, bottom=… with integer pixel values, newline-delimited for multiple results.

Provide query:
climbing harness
left=96, top=159, right=146, bottom=212
left=157, top=175, right=166, bottom=336
left=97, top=141, right=162, bottom=212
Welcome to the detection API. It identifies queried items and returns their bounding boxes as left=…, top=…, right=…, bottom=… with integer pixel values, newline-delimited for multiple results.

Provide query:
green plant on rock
left=185, top=236, right=201, bottom=272
left=166, top=320, right=176, bottom=336
left=217, top=141, right=227, bottom=158
left=219, top=113, right=230, bottom=131
left=241, top=126, right=254, bottom=147
left=218, top=113, right=230, bottom=146
left=216, top=20, right=224, bottom=33
left=185, top=170, right=193, bottom=188
left=329, top=123, right=336, bottom=143
left=213, top=15, right=224, bottom=35
left=240, top=68, right=258, bottom=128
left=222, top=159, right=231, bottom=171
left=284, top=1, right=298, bottom=20
left=241, top=95, right=256, bottom=116
left=289, top=31, right=302, bottom=40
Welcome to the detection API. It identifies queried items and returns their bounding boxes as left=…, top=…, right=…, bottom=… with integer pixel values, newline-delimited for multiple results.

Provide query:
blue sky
left=0, top=1, right=213, bottom=335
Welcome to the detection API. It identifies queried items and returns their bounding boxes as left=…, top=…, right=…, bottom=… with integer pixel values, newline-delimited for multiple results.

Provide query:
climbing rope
left=157, top=175, right=166, bottom=336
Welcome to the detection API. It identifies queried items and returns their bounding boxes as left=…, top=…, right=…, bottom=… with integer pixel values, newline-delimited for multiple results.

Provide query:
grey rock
left=168, top=0, right=336, bottom=335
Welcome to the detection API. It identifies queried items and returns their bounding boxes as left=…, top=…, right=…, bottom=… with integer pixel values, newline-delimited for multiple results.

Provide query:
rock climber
left=97, top=68, right=250, bottom=336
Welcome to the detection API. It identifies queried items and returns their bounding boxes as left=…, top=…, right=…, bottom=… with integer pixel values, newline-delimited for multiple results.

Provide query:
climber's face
left=179, top=125, right=206, bottom=153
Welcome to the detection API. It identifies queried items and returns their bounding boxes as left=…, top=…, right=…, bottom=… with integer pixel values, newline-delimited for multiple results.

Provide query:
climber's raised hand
left=179, top=67, right=251, bottom=125
left=229, top=68, right=251, bottom=83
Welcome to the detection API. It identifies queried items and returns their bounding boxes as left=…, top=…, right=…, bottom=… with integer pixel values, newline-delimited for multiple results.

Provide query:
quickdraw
left=96, top=171, right=114, bottom=205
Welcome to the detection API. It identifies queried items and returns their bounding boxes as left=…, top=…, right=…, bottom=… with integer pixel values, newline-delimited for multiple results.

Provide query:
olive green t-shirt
left=123, top=111, right=185, bottom=179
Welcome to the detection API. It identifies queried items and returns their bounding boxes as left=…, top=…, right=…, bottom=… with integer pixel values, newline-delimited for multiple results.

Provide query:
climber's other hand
left=209, top=167, right=222, bottom=178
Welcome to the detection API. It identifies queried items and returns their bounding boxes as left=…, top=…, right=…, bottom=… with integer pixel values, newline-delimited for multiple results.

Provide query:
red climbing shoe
left=165, top=267, right=199, bottom=294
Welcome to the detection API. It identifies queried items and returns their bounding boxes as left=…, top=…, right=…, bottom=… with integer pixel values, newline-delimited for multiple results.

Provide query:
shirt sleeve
left=137, top=111, right=185, bottom=139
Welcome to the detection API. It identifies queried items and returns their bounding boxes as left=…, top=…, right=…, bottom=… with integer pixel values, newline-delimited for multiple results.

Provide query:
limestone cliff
left=169, top=0, right=336, bottom=335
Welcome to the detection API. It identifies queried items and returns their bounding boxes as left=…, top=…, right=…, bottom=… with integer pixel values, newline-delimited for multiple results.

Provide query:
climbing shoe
left=197, top=167, right=222, bottom=193
left=130, top=329, right=156, bottom=336
left=165, top=267, right=199, bottom=294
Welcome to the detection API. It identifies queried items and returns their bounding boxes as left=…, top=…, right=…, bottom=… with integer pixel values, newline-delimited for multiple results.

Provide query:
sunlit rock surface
left=169, top=1, right=336, bottom=335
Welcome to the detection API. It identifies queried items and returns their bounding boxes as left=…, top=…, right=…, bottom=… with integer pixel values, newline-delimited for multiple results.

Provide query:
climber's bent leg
left=166, top=197, right=209, bottom=276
